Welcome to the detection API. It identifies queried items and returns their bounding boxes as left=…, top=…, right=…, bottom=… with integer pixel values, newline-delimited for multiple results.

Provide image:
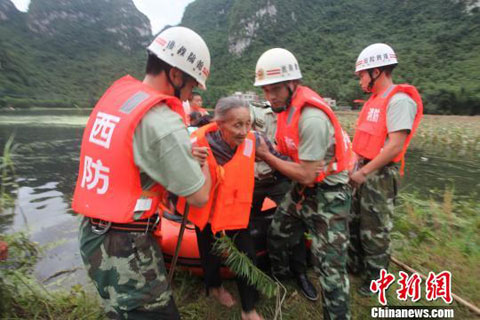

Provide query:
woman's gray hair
left=214, top=96, right=250, bottom=121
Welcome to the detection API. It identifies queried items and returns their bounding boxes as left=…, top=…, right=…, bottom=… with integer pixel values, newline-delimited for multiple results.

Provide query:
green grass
left=392, top=190, right=480, bottom=308
left=172, top=269, right=323, bottom=320
left=0, top=232, right=103, bottom=319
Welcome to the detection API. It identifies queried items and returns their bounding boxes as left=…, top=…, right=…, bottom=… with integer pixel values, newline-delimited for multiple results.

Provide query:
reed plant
left=0, top=135, right=20, bottom=212
left=337, top=112, right=480, bottom=160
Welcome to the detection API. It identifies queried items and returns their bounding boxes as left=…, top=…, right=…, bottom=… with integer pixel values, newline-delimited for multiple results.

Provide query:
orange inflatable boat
left=155, top=198, right=278, bottom=277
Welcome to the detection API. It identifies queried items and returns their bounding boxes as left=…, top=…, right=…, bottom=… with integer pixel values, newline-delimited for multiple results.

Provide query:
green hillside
left=181, top=0, right=480, bottom=114
left=0, top=0, right=479, bottom=114
left=0, top=0, right=149, bottom=108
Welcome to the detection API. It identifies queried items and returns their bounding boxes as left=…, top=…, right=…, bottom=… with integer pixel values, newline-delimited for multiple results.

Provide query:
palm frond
left=212, top=234, right=278, bottom=298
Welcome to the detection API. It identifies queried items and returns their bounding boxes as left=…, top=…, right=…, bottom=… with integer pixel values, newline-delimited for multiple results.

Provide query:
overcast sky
left=9, top=0, right=195, bottom=34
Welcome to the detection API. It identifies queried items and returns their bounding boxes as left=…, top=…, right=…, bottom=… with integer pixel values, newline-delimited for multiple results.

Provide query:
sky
left=9, top=0, right=195, bottom=34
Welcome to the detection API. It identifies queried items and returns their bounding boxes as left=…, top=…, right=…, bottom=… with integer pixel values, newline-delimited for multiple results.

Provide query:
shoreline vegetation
left=0, top=98, right=91, bottom=110
left=1, top=188, right=477, bottom=319
left=2, top=102, right=480, bottom=116
left=0, top=114, right=479, bottom=319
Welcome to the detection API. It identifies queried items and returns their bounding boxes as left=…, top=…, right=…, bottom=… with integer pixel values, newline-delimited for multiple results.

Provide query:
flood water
left=0, top=109, right=479, bottom=288
left=0, top=109, right=90, bottom=288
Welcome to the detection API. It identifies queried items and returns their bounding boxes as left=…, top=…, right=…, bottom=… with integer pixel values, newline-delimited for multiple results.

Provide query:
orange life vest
left=72, top=75, right=187, bottom=223
left=176, top=123, right=256, bottom=233
left=275, top=85, right=354, bottom=183
left=352, top=84, right=423, bottom=173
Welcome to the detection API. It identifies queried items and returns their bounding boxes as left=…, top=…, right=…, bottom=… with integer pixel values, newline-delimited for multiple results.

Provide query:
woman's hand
left=255, top=135, right=270, bottom=161
left=192, top=146, right=209, bottom=168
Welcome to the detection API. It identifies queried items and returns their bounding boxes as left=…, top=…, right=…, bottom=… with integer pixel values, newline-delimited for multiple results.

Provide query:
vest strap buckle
left=91, top=220, right=112, bottom=235
left=148, top=214, right=161, bottom=235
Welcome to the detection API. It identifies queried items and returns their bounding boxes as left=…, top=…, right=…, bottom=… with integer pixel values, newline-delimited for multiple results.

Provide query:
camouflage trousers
left=268, top=182, right=352, bottom=320
left=348, top=163, right=399, bottom=283
left=79, top=217, right=180, bottom=320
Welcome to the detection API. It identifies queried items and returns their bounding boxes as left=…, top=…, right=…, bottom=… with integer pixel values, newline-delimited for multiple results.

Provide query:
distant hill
left=1, top=0, right=479, bottom=114
left=0, top=0, right=150, bottom=108
left=181, top=0, right=480, bottom=114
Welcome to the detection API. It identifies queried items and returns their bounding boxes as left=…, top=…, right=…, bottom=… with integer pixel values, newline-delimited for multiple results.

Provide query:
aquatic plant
left=337, top=112, right=480, bottom=161
left=0, top=135, right=20, bottom=212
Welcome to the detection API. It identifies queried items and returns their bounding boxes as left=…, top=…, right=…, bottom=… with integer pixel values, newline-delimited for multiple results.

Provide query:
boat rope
left=272, top=275, right=287, bottom=320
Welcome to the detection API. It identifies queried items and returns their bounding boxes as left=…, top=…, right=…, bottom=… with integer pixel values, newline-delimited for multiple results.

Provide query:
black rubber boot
left=296, top=274, right=319, bottom=301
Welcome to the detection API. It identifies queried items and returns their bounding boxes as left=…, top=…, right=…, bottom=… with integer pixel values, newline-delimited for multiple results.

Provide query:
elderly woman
left=177, top=96, right=286, bottom=320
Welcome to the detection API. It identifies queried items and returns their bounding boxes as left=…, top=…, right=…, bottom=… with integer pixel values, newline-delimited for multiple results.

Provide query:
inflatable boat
left=155, top=198, right=278, bottom=277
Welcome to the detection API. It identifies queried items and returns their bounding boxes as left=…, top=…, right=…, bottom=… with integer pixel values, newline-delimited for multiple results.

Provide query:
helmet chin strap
left=271, top=82, right=295, bottom=113
left=367, top=68, right=383, bottom=92
left=167, top=69, right=188, bottom=99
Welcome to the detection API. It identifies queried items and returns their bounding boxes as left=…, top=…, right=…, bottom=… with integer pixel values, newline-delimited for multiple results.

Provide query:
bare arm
left=350, top=130, right=408, bottom=184
left=185, top=163, right=211, bottom=207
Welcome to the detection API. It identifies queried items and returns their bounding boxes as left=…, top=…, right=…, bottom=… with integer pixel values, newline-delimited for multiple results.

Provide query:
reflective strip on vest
left=120, top=91, right=150, bottom=114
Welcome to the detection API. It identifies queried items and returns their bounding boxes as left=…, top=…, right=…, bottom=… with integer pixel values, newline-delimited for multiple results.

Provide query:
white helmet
left=355, top=43, right=398, bottom=73
left=148, top=26, right=211, bottom=89
left=254, top=48, right=302, bottom=87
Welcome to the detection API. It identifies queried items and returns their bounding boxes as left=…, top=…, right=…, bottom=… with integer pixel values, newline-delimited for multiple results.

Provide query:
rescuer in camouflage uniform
left=269, top=182, right=352, bottom=318
left=347, top=163, right=398, bottom=284
left=250, top=104, right=318, bottom=301
left=348, top=43, right=422, bottom=296
left=254, top=48, right=353, bottom=320
left=79, top=218, right=176, bottom=319
left=75, top=27, right=213, bottom=319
